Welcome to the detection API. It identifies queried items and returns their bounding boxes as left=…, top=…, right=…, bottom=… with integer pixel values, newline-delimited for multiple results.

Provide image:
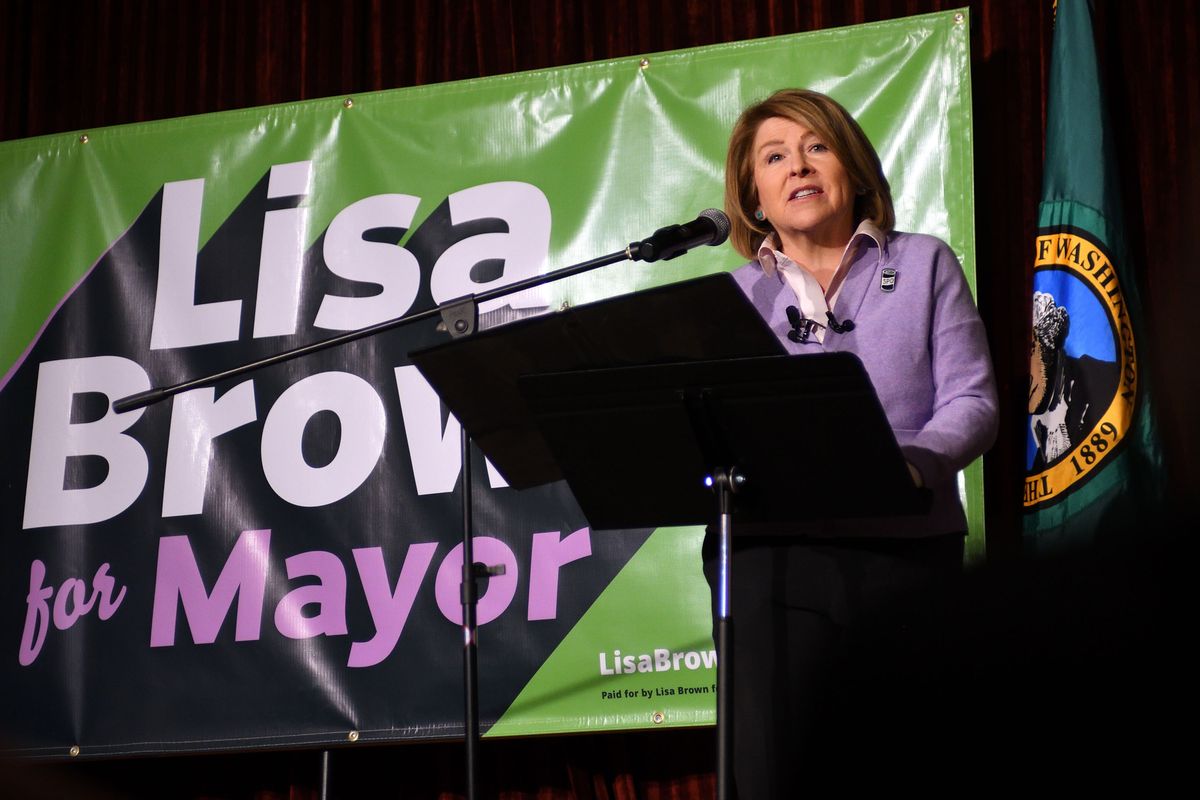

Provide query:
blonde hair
left=723, top=89, right=894, bottom=259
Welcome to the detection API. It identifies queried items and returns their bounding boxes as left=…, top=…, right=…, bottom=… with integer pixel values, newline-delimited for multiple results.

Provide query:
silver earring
left=754, top=209, right=765, bottom=221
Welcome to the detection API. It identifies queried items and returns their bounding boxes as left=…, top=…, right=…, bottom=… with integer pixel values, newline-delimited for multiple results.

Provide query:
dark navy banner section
left=1, top=167, right=650, bottom=757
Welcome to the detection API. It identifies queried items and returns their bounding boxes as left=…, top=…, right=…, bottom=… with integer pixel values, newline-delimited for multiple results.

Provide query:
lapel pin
left=880, top=267, right=897, bottom=293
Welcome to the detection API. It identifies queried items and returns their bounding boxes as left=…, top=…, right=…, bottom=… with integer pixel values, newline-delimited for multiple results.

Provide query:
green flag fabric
left=1024, top=0, right=1163, bottom=549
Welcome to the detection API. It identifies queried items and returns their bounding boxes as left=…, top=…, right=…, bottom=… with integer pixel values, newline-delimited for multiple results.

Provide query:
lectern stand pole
left=711, top=466, right=741, bottom=800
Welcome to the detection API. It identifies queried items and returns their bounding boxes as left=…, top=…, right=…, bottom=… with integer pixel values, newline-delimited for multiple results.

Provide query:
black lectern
left=412, top=272, right=928, bottom=800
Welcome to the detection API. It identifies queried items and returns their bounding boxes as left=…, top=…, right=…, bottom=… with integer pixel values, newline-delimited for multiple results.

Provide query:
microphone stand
left=112, top=240, right=677, bottom=800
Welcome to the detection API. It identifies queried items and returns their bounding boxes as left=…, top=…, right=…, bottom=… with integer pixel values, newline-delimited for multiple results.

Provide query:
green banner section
left=489, top=527, right=715, bottom=736
left=0, top=10, right=975, bottom=743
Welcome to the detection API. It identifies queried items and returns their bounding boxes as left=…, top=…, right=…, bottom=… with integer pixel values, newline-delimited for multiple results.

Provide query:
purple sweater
left=732, top=230, right=998, bottom=537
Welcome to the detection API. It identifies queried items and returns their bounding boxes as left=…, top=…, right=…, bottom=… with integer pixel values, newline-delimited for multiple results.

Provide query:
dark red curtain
left=2, top=1, right=1196, bottom=796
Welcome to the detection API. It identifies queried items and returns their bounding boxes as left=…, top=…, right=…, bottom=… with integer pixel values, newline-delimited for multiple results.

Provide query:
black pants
left=703, top=533, right=965, bottom=799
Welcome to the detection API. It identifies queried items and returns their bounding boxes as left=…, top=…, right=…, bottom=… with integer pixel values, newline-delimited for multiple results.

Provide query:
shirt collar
left=756, top=219, right=888, bottom=277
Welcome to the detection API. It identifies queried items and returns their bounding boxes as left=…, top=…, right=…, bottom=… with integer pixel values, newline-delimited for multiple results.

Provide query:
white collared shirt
left=756, top=220, right=886, bottom=343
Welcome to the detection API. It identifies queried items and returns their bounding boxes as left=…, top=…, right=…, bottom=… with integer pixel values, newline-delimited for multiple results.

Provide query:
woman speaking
left=710, top=89, right=998, bottom=796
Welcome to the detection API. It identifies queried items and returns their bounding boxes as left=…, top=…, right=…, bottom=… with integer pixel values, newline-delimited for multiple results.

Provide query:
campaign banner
left=0, top=10, right=975, bottom=757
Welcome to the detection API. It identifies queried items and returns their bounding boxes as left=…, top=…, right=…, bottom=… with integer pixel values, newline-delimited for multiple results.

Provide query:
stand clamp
left=461, top=562, right=507, bottom=604
left=438, top=296, right=479, bottom=339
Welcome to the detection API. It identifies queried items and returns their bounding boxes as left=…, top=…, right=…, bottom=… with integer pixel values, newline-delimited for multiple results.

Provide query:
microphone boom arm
left=112, top=246, right=632, bottom=413
left=112, top=208, right=731, bottom=413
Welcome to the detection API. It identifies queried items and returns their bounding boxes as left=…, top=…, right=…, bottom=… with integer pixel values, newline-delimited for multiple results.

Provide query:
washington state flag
left=1023, top=0, right=1163, bottom=549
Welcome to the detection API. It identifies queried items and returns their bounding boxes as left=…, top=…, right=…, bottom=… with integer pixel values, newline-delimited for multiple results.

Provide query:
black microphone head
left=786, top=305, right=802, bottom=327
left=629, top=209, right=731, bottom=262
left=699, top=208, right=731, bottom=246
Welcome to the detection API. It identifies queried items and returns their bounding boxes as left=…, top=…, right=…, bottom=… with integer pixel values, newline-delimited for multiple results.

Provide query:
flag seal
left=1024, top=227, right=1137, bottom=508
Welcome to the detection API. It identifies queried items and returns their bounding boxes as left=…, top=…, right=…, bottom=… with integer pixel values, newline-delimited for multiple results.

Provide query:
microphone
left=825, top=310, right=855, bottom=334
left=786, top=305, right=816, bottom=343
left=628, top=209, right=731, bottom=262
